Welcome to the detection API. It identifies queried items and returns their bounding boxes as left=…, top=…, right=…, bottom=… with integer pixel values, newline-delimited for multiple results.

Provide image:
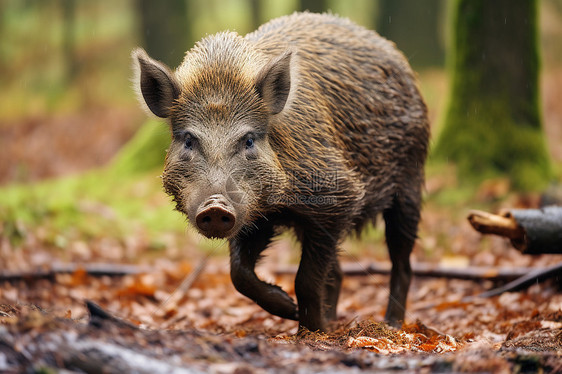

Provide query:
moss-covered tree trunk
left=434, top=0, right=551, bottom=190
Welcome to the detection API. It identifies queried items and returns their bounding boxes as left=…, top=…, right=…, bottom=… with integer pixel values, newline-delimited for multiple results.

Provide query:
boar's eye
left=185, top=138, right=193, bottom=150
left=242, top=134, right=257, bottom=159
left=245, top=138, right=254, bottom=149
left=184, top=133, right=195, bottom=150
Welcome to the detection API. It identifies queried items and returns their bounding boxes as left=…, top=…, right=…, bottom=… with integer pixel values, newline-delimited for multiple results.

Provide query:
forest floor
left=1, top=213, right=562, bottom=373
left=1, top=70, right=562, bottom=372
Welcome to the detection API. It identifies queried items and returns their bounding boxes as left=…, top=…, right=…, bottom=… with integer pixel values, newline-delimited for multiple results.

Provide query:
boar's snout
left=195, top=194, right=236, bottom=238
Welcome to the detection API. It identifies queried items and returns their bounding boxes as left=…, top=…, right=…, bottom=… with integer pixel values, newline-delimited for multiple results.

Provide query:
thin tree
left=249, top=0, right=262, bottom=31
left=376, top=0, right=445, bottom=69
left=61, top=0, right=77, bottom=81
left=136, top=0, right=191, bottom=68
left=299, top=0, right=328, bottom=13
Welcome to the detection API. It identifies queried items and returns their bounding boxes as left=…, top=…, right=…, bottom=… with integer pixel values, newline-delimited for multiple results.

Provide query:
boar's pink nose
left=195, top=204, right=235, bottom=238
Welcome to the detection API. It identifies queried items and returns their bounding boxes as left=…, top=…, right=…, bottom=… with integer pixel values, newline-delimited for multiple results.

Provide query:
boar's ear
left=255, top=51, right=292, bottom=115
left=133, top=48, right=180, bottom=119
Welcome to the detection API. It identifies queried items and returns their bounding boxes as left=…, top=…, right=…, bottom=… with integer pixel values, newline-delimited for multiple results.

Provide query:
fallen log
left=468, top=206, right=562, bottom=254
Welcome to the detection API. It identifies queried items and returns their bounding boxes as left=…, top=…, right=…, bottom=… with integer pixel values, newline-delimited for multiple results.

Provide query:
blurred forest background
left=1, top=0, right=562, bottom=260
left=0, top=0, right=560, bottom=181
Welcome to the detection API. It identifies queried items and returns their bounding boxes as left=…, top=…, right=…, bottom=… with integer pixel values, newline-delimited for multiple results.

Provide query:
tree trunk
left=376, top=0, right=445, bottom=68
left=433, top=0, right=551, bottom=190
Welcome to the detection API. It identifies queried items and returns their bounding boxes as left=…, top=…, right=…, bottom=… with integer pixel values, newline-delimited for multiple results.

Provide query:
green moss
left=434, top=93, right=551, bottom=190
left=0, top=168, right=187, bottom=246
left=110, top=119, right=171, bottom=175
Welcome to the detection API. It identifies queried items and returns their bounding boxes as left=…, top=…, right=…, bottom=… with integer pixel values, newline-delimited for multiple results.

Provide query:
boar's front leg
left=229, top=224, right=298, bottom=321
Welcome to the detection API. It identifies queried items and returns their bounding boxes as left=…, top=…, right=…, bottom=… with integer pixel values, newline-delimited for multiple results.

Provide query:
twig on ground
left=0, top=263, right=150, bottom=282
left=151, top=254, right=210, bottom=318
left=86, top=300, right=139, bottom=329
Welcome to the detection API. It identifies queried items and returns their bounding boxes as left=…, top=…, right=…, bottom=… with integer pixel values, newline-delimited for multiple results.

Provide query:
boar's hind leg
left=229, top=225, right=298, bottom=321
left=296, top=230, right=340, bottom=332
left=323, top=260, right=342, bottom=322
left=383, top=192, right=420, bottom=328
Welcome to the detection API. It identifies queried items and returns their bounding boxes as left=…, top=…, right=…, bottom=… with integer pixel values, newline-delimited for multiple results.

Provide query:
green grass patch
left=0, top=164, right=187, bottom=248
